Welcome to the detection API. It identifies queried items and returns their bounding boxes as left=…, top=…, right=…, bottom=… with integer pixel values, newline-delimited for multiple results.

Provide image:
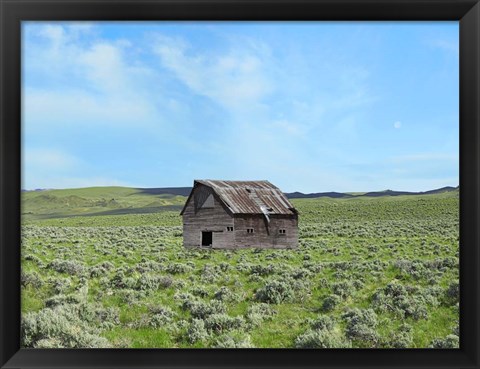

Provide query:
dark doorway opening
left=202, top=231, right=212, bottom=247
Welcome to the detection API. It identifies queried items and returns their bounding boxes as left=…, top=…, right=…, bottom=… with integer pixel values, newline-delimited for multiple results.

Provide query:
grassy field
left=21, top=188, right=459, bottom=348
left=22, top=187, right=186, bottom=221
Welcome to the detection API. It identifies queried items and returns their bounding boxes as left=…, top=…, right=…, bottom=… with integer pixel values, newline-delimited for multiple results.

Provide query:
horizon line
left=21, top=184, right=460, bottom=194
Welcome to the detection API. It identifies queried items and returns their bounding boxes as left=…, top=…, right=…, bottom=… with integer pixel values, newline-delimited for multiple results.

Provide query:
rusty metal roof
left=193, top=180, right=297, bottom=215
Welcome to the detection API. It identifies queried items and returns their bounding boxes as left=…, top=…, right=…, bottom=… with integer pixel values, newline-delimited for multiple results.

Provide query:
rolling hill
left=22, top=186, right=187, bottom=220
left=22, top=185, right=459, bottom=221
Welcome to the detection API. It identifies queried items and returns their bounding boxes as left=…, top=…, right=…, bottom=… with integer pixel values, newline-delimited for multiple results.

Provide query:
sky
left=22, top=21, right=459, bottom=193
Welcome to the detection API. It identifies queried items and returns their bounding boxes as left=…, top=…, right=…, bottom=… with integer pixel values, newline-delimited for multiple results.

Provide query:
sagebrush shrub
left=136, top=274, right=173, bottom=291
left=148, top=305, right=176, bottom=328
left=310, top=315, right=336, bottom=331
left=110, top=272, right=137, bottom=289
left=133, top=306, right=176, bottom=329
left=190, top=285, right=210, bottom=298
left=45, top=294, right=82, bottom=308
left=303, top=261, right=323, bottom=274
left=89, top=261, right=115, bottom=277
left=295, top=328, right=351, bottom=348
left=255, top=279, right=295, bottom=304
left=372, top=281, right=431, bottom=320
left=322, top=295, right=341, bottom=312
left=429, top=334, right=459, bottom=348
left=213, top=286, right=240, bottom=303
left=48, top=259, right=85, bottom=276
left=245, top=303, right=276, bottom=328
left=21, top=271, right=44, bottom=289
left=94, top=306, right=120, bottom=329
left=214, top=330, right=254, bottom=348
left=203, top=313, right=245, bottom=334
left=200, top=264, right=223, bottom=283
left=331, top=281, right=356, bottom=300
left=21, top=304, right=112, bottom=348
left=48, top=277, right=72, bottom=294
left=295, top=315, right=350, bottom=348
left=34, top=337, right=64, bottom=348
left=249, top=264, right=277, bottom=276
left=453, top=323, right=459, bottom=336
left=135, top=260, right=163, bottom=274
left=219, top=262, right=230, bottom=272
left=23, top=254, right=43, bottom=265
left=290, top=268, right=313, bottom=280
left=166, top=262, right=193, bottom=274
left=445, top=282, right=459, bottom=305
left=384, top=323, right=414, bottom=348
left=342, top=308, right=379, bottom=346
left=117, top=289, right=146, bottom=305
left=186, top=319, right=209, bottom=344
left=181, top=299, right=226, bottom=319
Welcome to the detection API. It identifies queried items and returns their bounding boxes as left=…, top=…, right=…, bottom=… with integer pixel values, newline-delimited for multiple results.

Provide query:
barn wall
left=233, top=214, right=298, bottom=249
left=182, top=186, right=234, bottom=248
left=270, top=215, right=299, bottom=248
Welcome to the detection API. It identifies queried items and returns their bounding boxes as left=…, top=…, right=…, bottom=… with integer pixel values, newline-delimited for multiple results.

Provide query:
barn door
left=201, top=231, right=212, bottom=247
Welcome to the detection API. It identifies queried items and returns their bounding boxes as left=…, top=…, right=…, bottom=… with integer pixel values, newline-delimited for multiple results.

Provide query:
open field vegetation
left=21, top=188, right=459, bottom=348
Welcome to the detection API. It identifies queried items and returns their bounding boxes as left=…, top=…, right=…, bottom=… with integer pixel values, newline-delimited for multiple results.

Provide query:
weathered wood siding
left=182, top=185, right=234, bottom=248
left=270, top=215, right=299, bottom=248
left=233, top=214, right=298, bottom=249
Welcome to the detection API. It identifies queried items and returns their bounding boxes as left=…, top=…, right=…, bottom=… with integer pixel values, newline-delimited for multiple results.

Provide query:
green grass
left=22, top=187, right=186, bottom=221
left=20, top=189, right=459, bottom=348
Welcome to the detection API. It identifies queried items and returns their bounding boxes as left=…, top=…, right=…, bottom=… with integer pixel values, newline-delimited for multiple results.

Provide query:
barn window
left=227, top=226, right=234, bottom=231
left=279, top=229, right=286, bottom=234
left=247, top=228, right=254, bottom=234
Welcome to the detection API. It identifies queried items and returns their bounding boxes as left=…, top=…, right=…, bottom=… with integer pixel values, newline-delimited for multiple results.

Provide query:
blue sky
left=22, top=21, right=459, bottom=193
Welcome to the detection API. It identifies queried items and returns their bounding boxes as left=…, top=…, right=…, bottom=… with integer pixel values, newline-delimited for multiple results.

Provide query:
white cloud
left=80, top=43, right=128, bottom=92
left=78, top=42, right=154, bottom=96
left=24, top=24, right=160, bottom=131
left=152, top=35, right=273, bottom=111
left=150, top=31, right=380, bottom=145
left=24, top=87, right=154, bottom=129
left=38, top=24, right=66, bottom=45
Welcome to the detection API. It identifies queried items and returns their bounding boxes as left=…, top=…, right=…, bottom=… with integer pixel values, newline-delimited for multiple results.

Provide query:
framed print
left=1, top=0, right=479, bottom=368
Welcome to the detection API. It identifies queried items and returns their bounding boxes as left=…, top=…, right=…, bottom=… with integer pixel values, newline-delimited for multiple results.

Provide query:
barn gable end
left=182, top=184, right=234, bottom=249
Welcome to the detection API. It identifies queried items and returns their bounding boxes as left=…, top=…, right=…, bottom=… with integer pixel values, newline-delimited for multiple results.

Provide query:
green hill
left=22, top=186, right=187, bottom=221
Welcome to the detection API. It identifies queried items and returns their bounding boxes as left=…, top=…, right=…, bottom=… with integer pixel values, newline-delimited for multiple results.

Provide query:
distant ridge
left=286, top=191, right=353, bottom=199
left=135, top=187, right=192, bottom=196
left=23, top=185, right=459, bottom=199
left=421, top=186, right=458, bottom=195
left=285, top=186, right=459, bottom=199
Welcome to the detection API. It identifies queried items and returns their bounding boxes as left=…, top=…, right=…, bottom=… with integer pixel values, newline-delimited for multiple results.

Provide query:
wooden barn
left=180, top=180, right=298, bottom=249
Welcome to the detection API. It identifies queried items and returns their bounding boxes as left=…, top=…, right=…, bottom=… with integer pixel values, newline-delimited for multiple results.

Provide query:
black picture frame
left=1, top=0, right=479, bottom=368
